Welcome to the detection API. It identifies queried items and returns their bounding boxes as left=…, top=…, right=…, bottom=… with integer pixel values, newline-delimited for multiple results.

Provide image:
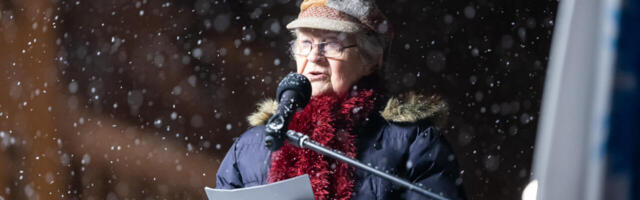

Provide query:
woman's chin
left=311, top=83, right=330, bottom=96
left=312, top=89, right=345, bottom=97
left=311, top=89, right=329, bottom=97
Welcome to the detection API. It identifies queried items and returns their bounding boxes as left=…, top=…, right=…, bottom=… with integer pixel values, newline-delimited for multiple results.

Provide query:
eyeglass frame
left=289, top=40, right=358, bottom=58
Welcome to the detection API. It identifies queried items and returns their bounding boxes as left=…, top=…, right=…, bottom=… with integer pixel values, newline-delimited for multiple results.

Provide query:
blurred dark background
left=0, top=0, right=556, bottom=199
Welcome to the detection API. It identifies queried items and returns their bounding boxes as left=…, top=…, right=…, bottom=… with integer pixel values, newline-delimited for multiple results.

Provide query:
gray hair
left=354, top=31, right=385, bottom=66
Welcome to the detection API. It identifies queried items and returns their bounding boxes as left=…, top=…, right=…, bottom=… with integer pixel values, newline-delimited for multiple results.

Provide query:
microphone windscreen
left=275, top=73, right=311, bottom=107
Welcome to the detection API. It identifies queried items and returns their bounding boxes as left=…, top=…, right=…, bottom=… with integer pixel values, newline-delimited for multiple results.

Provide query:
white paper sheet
left=204, top=174, right=315, bottom=200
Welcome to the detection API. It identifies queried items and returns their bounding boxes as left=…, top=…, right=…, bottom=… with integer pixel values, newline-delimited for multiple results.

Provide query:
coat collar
left=247, top=92, right=448, bottom=127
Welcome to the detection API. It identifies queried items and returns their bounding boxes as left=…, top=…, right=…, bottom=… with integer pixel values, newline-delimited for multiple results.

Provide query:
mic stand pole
left=285, top=130, right=449, bottom=200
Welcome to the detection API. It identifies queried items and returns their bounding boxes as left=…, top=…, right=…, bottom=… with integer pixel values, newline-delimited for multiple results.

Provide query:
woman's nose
left=306, top=46, right=325, bottom=63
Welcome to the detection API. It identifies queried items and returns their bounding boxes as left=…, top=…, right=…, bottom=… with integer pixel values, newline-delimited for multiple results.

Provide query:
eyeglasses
left=290, top=40, right=357, bottom=58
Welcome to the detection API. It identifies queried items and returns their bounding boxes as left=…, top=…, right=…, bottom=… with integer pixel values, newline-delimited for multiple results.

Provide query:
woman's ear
left=376, top=54, right=384, bottom=71
left=364, top=54, right=383, bottom=75
left=363, top=61, right=375, bottom=75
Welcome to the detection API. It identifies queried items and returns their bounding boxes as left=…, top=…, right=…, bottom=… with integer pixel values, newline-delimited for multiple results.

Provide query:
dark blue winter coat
left=216, top=94, right=465, bottom=200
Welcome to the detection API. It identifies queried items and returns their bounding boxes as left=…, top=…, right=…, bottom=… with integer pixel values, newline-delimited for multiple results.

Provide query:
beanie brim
left=286, top=17, right=363, bottom=33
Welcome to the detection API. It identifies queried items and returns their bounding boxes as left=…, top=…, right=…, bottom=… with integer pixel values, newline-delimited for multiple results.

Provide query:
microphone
left=264, top=73, right=312, bottom=151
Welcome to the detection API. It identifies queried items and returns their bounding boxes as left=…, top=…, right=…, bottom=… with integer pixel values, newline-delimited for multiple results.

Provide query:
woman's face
left=294, top=28, right=375, bottom=96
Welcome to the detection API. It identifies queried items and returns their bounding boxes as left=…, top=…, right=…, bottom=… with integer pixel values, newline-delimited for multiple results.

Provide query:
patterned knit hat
left=286, top=0, right=393, bottom=45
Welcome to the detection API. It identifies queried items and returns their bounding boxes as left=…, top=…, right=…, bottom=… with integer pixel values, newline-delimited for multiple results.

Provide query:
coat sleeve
left=403, top=126, right=465, bottom=200
left=216, top=139, right=244, bottom=189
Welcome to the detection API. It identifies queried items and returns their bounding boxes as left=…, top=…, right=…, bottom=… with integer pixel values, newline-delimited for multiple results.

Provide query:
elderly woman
left=216, top=0, right=465, bottom=199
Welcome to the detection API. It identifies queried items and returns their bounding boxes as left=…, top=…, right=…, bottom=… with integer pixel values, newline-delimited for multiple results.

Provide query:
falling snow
left=0, top=0, right=556, bottom=199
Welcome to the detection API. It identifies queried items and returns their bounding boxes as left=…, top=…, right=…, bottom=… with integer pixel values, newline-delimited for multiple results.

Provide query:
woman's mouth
left=306, top=71, right=328, bottom=81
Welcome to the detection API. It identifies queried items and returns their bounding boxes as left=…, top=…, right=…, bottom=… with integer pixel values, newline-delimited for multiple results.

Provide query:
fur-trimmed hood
left=219, top=94, right=465, bottom=200
left=247, top=92, right=448, bottom=127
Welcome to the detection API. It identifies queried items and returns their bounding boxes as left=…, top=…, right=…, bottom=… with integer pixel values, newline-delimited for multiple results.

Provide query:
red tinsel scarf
left=268, top=89, right=378, bottom=200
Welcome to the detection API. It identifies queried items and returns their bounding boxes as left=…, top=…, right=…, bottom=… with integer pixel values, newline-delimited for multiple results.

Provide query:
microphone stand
left=284, top=130, right=450, bottom=200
